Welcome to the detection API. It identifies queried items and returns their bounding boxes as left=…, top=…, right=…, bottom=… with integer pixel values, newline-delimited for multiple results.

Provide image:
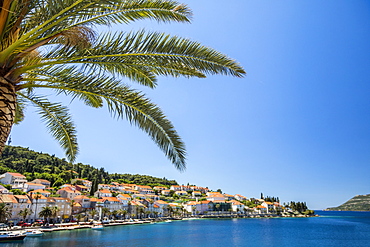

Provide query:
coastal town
left=0, top=171, right=312, bottom=227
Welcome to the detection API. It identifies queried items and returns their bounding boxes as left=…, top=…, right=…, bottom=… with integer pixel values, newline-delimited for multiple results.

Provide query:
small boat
left=0, top=231, right=27, bottom=242
left=91, top=224, right=104, bottom=230
left=164, top=220, right=172, bottom=223
left=24, top=230, right=44, bottom=237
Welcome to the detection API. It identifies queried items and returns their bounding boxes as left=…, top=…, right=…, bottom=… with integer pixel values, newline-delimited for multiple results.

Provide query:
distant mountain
left=326, top=194, right=370, bottom=211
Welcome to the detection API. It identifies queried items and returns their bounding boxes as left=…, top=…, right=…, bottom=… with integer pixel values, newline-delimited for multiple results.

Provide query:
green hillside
left=326, top=194, right=370, bottom=211
left=0, top=145, right=178, bottom=188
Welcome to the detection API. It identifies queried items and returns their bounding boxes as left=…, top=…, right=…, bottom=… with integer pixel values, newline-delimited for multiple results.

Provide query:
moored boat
left=91, top=224, right=104, bottom=230
left=0, top=231, right=27, bottom=242
left=24, top=230, right=44, bottom=237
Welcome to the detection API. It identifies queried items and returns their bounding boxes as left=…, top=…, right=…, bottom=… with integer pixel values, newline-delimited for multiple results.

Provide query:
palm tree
left=32, top=192, right=42, bottom=222
left=0, top=0, right=245, bottom=170
left=89, top=209, right=97, bottom=220
left=112, top=210, right=118, bottom=220
left=215, top=204, right=220, bottom=215
left=50, top=206, right=60, bottom=224
left=39, top=206, right=53, bottom=224
left=0, top=203, right=11, bottom=222
left=153, top=211, right=158, bottom=219
left=101, top=207, right=110, bottom=218
left=18, top=208, right=33, bottom=222
left=116, top=209, right=127, bottom=220
left=75, top=213, right=84, bottom=224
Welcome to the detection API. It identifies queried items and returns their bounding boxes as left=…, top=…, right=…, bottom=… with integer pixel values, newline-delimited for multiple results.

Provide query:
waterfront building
left=29, top=193, right=48, bottom=221
left=255, top=205, right=267, bottom=214
left=73, top=195, right=91, bottom=209
left=101, top=197, right=122, bottom=212
left=229, top=200, right=245, bottom=213
left=48, top=197, right=72, bottom=220
left=262, top=202, right=274, bottom=213
left=57, top=187, right=82, bottom=200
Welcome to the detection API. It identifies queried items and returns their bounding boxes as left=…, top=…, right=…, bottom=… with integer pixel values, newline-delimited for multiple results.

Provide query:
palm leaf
left=21, top=67, right=186, bottom=170
left=17, top=92, right=78, bottom=162
left=0, top=0, right=192, bottom=63
left=15, top=31, right=245, bottom=86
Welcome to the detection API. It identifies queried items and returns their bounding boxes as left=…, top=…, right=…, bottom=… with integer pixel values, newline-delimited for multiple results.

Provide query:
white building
left=0, top=172, right=27, bottom=189
left=24, top=182, right=46, bottom=192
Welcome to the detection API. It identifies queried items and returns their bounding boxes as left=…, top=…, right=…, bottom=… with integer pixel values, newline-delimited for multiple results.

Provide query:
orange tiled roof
left=7, top=172, right=26, bottom=178
left=0, top=194, right=18, bottom=203
left=230, top=200, right=244, bottom=205
left=207, top=194, right=224, bottom=198
left=34, top=179, right=50, bottom=183
left=102, top=197, right=120, bottom=202
left=98, top=189, right=112, bottom=193
left=119, top=194, right=131, bottom=198
left=137, top=185, right=152, bottom=189
left=155, top=200, right=168, bottom=205
left=201, top=200, right=211, bottom=204
left=29, top=193, right=47, bottom=200
left=187, top=201, right=198, bottom=205
left=76, top=185, right=88, bottom=189
left=14, top=195, right=31, bottom=203
left=26, top=182, right=44, bottom=186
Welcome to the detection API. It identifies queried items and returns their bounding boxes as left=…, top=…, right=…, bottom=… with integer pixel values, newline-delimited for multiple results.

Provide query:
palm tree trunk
left=0, top=77, right=16, bottom=153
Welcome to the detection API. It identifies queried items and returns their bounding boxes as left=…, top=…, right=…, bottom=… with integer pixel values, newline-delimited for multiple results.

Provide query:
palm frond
left=17, top=92, right=78, bottom=162
left=15, top=31, right=245, bottom=86
left=21, top=67, right=186, bottom=170
left=14, top=97, right=26, bottom=124
left=0, top=0, right=192, bottom=63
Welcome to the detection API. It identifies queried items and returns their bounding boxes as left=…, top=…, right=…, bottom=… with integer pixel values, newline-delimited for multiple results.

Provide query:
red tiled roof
left=98, top=189, right=111, bottom=193
left=7, top=172, right=26, bottom=178
left=102, top=197, right=120, bottom=202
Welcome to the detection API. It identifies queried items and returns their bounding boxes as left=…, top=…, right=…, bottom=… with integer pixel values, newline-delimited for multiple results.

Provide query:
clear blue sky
left=10, top=0, right=370, bottom=209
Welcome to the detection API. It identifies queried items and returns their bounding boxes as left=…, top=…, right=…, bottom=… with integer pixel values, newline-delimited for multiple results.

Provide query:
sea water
left=3, top=211, right=370, bottom=247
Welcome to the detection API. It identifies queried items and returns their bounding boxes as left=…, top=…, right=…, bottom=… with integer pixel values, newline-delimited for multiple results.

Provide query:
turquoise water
left=2, top=211, right=370, bottom=247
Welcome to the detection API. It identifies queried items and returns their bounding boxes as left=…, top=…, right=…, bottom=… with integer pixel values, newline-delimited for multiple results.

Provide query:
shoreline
left=2, top=214, right=318, bottom=234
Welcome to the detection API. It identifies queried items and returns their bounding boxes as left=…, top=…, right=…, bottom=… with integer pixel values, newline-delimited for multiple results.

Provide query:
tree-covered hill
left=326, top=194, right=370, bottom=211
left=0, top=146, right=178, bottom=188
